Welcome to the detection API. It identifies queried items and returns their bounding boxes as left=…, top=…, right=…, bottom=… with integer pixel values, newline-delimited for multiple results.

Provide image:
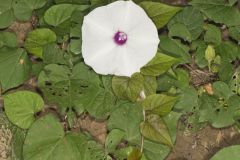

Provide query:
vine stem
left=140, top=90, right=146, bottom=153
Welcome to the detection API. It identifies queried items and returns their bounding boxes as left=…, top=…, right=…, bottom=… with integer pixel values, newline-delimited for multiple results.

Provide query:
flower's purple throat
left=114, top=31, right=128, bottom=46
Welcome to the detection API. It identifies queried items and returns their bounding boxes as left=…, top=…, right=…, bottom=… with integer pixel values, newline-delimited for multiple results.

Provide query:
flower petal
left=82, top=0, right=160, bottom=77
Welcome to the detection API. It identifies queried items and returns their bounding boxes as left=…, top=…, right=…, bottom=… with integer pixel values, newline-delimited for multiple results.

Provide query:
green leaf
left=90, top=0, right=108, bottom=9
left=69, top=39, right=81, bottom=54
left=159, top=36, right=191, bottom=63
left=85, top=141, right=111, bottom=160
left=42, top=44, right=70, bottom=65
left=204, top=24, right=221, bottom=45
left=13, top=0, right=48, bottom=21
left=141, top=52, right=179, bottom=76
left=128, top=148, right=142, bottom=160
left=199, top=81, right=240, bottom=128
left=228, top=0, right=237, bottom=6
left=210, top=145, right=240, bottom=160
left=44, top=4, right=89, bottom=27
left=174, top=86, right=198, bottom=112
left=23, top=114, right=88, bottom=160
left=0, top=32, right=18, bottom=48
left=108, top=102, right=143, bottom=144
left=205, top=45, right=216, bottom=62
left=218, top=60, right=233, bottom=83
left=140, top=2, right=181, bottom=29
left=0, top=47, right=31, bottom=92
left=24, top=28, right=57, bottom=58
left=105, top=129, right=125, bottom=153
left=140, top=114, right=173, bottom=147
left=112, top=73, right=144, bottom=102
left=157, top=68, right=190, bottom=91
left=168, top=23, right=192, bottom=41
left=215, top=41, right=239, bottom=61
left=38, top=63, right=100, bottom=113
left=168, top=7, right=204, bottom=42
left=143, top=76, right=157, bottom=96
left=0, top=0, right=15, bottom=29
left=142, top=94, right=178, bottom=116
left=78, top=85, right=117, bottom=119
left=143, top=112, right=181, bottom=160
left=4, top=91, right=44, bottom=129
left=190, top=0, right=240, bottom=26
left=55, top=0, right=89, bottom=4
left=229, top=26, right=240, bottom=42
left=193, top=40, right=208, bottom=68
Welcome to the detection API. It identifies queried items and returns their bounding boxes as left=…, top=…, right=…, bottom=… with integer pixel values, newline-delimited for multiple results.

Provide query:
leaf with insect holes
left=38, top=63, right=100, bottom=113
left=199, top=81, right=240, bottom=128
left=4, top=91, right=44, bottom=129
left=105, top=129, right=125, bottom=153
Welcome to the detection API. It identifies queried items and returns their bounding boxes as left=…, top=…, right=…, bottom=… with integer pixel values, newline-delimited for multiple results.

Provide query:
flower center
left=114, top=31, right=127, bottom=45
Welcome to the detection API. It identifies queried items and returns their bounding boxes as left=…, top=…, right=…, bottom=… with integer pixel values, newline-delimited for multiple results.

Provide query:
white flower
left=82, top=0, right=159, bottom=77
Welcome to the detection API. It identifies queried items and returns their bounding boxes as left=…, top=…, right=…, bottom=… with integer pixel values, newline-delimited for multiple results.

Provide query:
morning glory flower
left=82, top=0, right=159, bottom=77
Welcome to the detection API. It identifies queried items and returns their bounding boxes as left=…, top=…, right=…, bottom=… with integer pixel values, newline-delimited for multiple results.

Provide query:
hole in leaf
left=45, top=81, right=52, bottom=86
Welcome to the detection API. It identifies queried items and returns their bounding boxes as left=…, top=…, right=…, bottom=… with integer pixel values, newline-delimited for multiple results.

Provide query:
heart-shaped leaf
left=23, top=114, right=88, bottom=160
left=38, top=63, right=100, bottom=113
left=24, top=28, right=57, bottom=58
left=210, top=145, right=240, bottom=160
left=44, top=4, right=89, bottom=26
left=4, top=91, right=44, bottom=129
